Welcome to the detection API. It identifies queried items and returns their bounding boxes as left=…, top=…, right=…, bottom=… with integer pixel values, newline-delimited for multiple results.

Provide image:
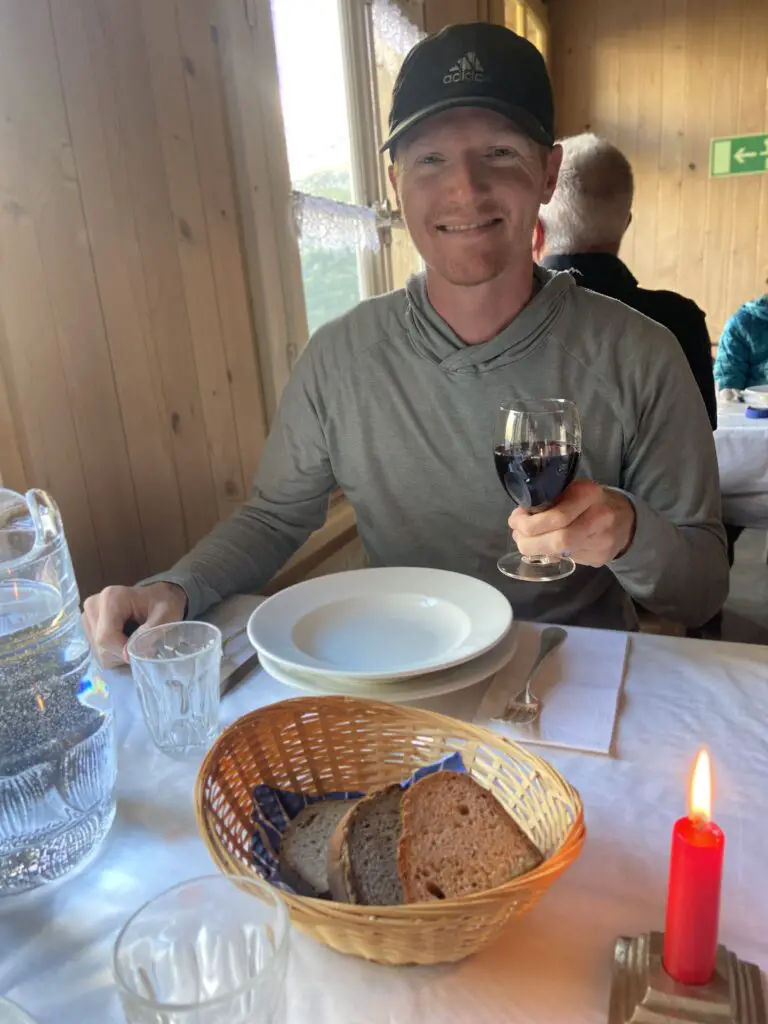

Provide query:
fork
left=493, top=626, right=568, bottom=725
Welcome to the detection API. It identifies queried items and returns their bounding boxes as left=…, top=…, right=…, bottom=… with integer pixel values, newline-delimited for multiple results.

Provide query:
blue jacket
left=714, top=295, right=768, bottom=390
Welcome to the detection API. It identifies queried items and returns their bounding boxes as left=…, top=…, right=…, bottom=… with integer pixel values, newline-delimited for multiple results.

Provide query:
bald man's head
left=539, top=133, right=634, bottom=255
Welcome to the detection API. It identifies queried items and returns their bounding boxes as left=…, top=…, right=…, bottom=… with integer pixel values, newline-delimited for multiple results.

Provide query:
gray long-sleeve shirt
left=148, top=268, right=728, bottom=630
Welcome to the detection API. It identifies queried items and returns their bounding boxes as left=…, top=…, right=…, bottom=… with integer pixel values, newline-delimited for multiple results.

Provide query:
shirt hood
left=404, top=266, right=572, bottom=375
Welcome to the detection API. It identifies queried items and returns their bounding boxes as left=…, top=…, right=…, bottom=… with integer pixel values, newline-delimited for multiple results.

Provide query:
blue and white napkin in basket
left=474, top=622, right=629, bottom=755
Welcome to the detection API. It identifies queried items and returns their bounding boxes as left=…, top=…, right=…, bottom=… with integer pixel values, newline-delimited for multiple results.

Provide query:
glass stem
left=507, top=526, right=558, bottom=567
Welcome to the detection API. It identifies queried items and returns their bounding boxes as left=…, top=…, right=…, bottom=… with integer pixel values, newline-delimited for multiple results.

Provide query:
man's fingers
left=128, top=600, right=181, bottom=646
left=83, top=587, right=144, bottom=667
left=514, top=503, right=611, bottom=558
left=82, top=582, right=188, bottom=669
left=509, top=479, right=601, bottom=537
left=95, top=588, right=138, bottom=648
left=81, top=596, right=98, bottom=643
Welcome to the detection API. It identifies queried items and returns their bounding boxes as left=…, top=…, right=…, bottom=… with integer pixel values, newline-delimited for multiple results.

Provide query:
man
left=83, top=23, right=728, bottom=668
left=535, top=133, right=717, bottom=430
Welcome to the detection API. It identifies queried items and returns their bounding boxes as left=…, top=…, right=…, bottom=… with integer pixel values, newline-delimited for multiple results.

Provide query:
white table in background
left=715, top=399, right=768, bottom=528
left=2, top=629, right=768, bottom=1024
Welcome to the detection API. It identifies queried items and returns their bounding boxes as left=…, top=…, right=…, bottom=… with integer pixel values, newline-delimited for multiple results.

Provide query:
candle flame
left=689, top=748, right=712, bottom=823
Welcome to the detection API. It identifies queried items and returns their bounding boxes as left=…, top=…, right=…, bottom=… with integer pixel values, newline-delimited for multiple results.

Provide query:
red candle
left=663, top=749, right=725, bottom=986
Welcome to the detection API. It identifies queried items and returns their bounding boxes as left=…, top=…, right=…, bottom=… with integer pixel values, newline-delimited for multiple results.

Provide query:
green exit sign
left=710, top=132, right=768, bottom=178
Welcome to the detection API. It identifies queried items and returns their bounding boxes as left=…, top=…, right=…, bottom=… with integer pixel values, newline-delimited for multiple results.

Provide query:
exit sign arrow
left=734, top=146, right=758, bottom=164
left=710, top=131, right=768, bottom=177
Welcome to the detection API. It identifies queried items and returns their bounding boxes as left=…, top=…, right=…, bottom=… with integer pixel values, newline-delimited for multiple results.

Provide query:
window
left=268, top=0, right=423, bottom=342
left=372, top=0, right=425, bottom=291
left=270, top=0, right=363, bottom=335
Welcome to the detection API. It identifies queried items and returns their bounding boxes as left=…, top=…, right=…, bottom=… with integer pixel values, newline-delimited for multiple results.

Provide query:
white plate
left=258, top=624, right=518, bottom=703
left=247, top=568, right=513, bottom=681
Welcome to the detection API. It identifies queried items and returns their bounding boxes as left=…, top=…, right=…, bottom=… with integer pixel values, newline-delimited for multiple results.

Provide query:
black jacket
left=541, top=253, right=717, bottom=430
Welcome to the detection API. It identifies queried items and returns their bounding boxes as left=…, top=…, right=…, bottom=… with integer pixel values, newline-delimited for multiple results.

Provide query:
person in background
left=715, top=294, right=768, bottom=400
left=82, top=24, right=728, bottom=667
left=714, top=294, right=768, bottom=566
left=534, top=133, right=717, bottom=431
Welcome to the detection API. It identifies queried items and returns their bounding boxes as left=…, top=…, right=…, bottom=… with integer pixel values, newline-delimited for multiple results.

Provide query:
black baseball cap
left=381, top=22, right=555, bottom=154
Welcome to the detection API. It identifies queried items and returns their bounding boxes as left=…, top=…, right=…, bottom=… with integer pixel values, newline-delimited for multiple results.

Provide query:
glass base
left=497, top=551, right=576, bottom=582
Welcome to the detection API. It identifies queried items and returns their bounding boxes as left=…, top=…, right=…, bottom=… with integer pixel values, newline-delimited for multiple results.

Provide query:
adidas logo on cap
left=443, top=51, right=487, bottom=85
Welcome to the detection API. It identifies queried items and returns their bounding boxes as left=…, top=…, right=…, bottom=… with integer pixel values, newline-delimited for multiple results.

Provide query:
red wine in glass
left=494, top=442, right=580, bottom=511
left=494, top=400, right=582, bottom=582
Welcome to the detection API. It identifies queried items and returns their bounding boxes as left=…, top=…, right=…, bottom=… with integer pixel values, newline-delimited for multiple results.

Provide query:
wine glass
left=494, top=398, right=582, bottom=582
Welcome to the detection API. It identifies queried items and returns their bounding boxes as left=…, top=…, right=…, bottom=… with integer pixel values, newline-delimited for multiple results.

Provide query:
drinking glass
left=494, top=398, right=582, bottom=582
left=127, top=621, right=222, bottom=759
left=113, top=874, right=289, bottom=1024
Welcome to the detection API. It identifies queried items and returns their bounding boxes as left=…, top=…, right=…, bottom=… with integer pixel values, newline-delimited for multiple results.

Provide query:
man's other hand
left=82, top=582, right=187, bottom=668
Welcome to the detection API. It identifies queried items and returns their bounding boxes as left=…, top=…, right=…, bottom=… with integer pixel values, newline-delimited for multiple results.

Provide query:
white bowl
left=742, top=385, right=768, bottom=408
left=247, top=567, right=513, bottom=681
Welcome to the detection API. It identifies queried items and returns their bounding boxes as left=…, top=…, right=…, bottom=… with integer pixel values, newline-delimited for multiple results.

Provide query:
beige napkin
left=474, top=621, right=629, bottom=755
left=201, top=594, right=265, bottom=686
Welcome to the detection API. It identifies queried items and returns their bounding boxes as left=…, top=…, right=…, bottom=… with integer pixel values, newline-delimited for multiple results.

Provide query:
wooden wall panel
left=0, top=332, right=26, bottom=492
left=50, top=0, right=187, bottom=575
left=0, top=0, right=267, bottom=596
left=5, top=0, right=145, bottom=588
left=549, top=0, right=768, bottom=344
left=175, top=0, right=266, bottom=491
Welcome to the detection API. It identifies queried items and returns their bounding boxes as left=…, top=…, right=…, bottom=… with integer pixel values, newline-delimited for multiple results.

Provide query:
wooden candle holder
left=610, top=932, right=766, bottom=1024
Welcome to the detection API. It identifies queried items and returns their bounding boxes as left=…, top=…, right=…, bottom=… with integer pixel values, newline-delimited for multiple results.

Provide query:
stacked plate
left=247, top=567, right=516, bottom=704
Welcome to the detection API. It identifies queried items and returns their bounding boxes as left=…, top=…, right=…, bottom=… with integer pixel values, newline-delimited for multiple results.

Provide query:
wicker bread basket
left=195, top=695, right=584, bottom=966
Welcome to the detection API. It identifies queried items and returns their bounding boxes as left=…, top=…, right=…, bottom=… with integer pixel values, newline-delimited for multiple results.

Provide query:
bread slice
left=397, top=771, right=543, bottom=902
left=327, top=783, right=404, bottom=905
left=278, top=800, right=358, bottom=898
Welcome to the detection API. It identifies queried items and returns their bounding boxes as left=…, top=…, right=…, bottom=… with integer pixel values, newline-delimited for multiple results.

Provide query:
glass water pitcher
left=0, top=488, right=116, bottom=896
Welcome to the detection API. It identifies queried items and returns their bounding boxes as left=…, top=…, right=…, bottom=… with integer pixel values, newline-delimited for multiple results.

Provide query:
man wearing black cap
left=84, top=24, right=727, bottom=666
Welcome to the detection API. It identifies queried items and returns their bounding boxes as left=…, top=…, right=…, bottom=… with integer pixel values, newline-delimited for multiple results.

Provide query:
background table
left=1, top=629, right=767, bottom=1024
left=715, top=399, right=768, bottom=528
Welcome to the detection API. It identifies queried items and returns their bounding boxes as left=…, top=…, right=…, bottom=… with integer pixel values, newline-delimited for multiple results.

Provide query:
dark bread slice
left=397, top=771, right=543, bottom=902
left=278, top=800, right=358, bottom=898
left=327, top=783, right=404, bottom=905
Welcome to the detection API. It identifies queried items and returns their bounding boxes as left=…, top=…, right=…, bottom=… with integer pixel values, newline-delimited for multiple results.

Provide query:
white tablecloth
left=715, top=400, right=768, bottom=527
left=1, top=630, right=767, bottom=1023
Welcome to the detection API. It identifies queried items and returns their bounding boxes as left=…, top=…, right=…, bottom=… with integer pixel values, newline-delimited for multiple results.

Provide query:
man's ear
left=388, top=162, right=399, bottom=203
left=542, top=143, right=563, bottom=204
left=533, top=217, right=545, bottom=261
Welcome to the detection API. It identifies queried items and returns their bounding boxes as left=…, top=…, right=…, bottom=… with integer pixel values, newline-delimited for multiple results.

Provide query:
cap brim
left=380, top=96, right=553, bottom=154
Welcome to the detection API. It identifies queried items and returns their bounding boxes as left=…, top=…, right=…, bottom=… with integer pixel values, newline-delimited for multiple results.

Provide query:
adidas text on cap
left=381, top=22, right=555, bottom=154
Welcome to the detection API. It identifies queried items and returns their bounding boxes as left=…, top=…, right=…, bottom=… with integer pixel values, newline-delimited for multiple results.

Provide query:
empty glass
left=113, top=874, right=289, bottom=1024
left=127, top=622, right=222, bottom=760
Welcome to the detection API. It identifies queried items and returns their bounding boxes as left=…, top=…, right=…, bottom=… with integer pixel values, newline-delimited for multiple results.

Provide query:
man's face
left=390, top=108, right=561, bottom=287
